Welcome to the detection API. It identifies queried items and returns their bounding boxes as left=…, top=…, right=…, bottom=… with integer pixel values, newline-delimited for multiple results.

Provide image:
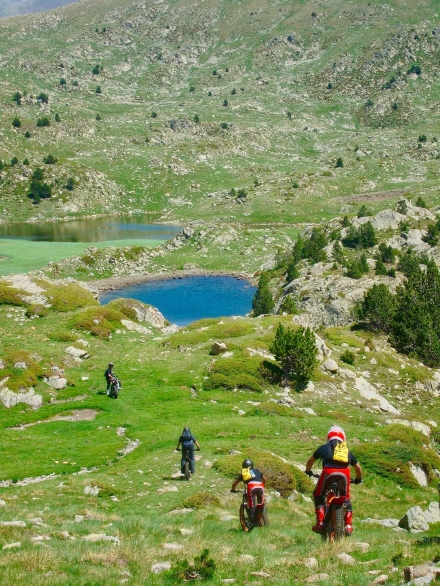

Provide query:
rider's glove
left=305, top=470, right=313, bottom=477
left=353, top=478, right=363, bottom=484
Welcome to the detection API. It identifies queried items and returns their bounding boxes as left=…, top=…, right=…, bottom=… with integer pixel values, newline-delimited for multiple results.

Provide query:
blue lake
left=100, top=276, right=256, bottom=326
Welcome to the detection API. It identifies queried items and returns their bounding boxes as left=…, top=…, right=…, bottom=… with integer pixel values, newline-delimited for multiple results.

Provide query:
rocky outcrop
left=398, top=506, right=429, bottom=533
left=0, top=387, right=42, bottom=409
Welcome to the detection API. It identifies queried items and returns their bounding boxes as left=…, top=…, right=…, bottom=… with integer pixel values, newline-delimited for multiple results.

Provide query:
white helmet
left=327, top=425, right=346, bottom=443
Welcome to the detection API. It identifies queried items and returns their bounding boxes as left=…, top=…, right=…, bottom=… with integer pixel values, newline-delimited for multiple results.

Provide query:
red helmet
left=327, top=425, right=346, bottom=442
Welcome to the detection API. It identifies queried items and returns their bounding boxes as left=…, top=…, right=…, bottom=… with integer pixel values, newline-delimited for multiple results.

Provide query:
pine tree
left=355, top=283, right=396, bottom=333
left=270, top=324, right=317, bottom=386
left=252, top=272, right=274, bottom=316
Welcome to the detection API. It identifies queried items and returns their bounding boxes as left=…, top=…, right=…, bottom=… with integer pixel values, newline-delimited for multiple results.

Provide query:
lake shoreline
left=89, top=268, right=256, bottom=296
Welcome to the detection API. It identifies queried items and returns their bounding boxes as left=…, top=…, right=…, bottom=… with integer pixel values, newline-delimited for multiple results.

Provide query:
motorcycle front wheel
left=328, top=504, right=345, bottom=541
left=184, top=460, right=191, bottom=480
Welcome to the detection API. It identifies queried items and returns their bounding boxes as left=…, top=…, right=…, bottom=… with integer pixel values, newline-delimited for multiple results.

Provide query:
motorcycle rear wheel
left=184, top=460, right=191, bottom=480
left=329, top=504, right=345, bottom=541
left=239, top=504, right=253, bottom=532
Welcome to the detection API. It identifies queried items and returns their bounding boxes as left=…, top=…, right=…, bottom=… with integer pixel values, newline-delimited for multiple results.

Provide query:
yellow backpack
left=333, top=441, right=349, bottom=463
left=242, top=467, right=255, bottom=482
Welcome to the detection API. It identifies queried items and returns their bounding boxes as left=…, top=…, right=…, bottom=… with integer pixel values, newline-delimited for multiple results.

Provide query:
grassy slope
left=0, top=298, right=439, bottom=584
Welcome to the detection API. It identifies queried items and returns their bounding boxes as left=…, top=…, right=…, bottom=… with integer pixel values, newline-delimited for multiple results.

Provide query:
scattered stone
left=305, top=573, right=330, bottom=583
left=179, top=528, right=193, bottom=536
left=361, top=518, right=399, bottom=528
left=83, top=485, right=100, bottom=496
left=0, top=500, right=6, bottom=506
left=151, top=562, right=171, bottom=574
left=0, top=520, right=26, bottom=527
left=354, top=542, right=370, bottom=552
left=337, top=552, right=356, bottom=565
left=45, top=376, right=67, bottom=390
left=398, top=506, right=429, bottom=533
left=163, top=543, right=184, bottom=552
left=65, top=346, right=89, bottom=359
left=166, top=508, right=194, bottom=516
left=239, top=554, right=255, bottom=562
left=3, top=542, right=21, bottom=549
left=157, top=485, right=178, bottom=493
left=82, top=533, right=120, bottom=544
left=250, top=572, right=271, bottom=578
left=304, top=557, right=318, bottom=569
left=211, top=342, right=227, bottom=355
left=371, top=575, right=389, bottom=585
left=409, top=463, right=428, bottom=487
left=31, top=535, right=51, bottom=541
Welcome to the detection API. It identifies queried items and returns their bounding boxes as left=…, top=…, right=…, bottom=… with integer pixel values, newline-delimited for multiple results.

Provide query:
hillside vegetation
left=1, top=1, right=440, bottom=584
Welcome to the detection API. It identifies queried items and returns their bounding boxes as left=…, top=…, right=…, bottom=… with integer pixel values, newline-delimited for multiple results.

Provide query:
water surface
left=0, top=215, right=181, bottom=243
left=0, top=0, right=78, bottom=19
left=100, top=276, right=256, bottom=326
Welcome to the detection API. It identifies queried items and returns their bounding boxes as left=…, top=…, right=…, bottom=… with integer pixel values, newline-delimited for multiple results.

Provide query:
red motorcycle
left=312, top=473, right=359, bottom=541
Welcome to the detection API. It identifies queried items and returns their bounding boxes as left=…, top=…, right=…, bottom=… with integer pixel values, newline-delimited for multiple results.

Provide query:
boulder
left=151, top=562, right=171, bottom=574
left=0, top=387, right=42, bottom=409
left=211, top=342, right=227, bottom=355
left=45, top=376, right=67, bottom=390
left=355, top=377, right=400, bottom=414
left=423, top=502, right=440, bottom=524
left=65, top=346, right=89, bottom=359
left=398, top=506, right=429, bottom=532
left=409, top=464, right=428, bottom=487
left=321, top=358, right=339, bottom=373
left=120, top=319, right=152, bottom=335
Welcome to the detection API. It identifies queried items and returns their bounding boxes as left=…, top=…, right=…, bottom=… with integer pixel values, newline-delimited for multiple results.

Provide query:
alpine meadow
left=0, top=0, right=440, bottom=584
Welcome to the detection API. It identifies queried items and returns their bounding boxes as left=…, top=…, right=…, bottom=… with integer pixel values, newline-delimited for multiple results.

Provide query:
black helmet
left=109, top=362, right=114, bottom=367
left=242, top=458, right=253, bottom=469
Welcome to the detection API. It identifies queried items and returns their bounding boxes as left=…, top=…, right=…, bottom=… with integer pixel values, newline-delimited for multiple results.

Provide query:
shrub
left=340, top=350, right=355, bottom=365
left=375, top=258, right=388, bottom=275
left=70, top=306, right=126, bottom=339
left=92, top=64, right=101, bottom=75
left=341, top=215, right=350, bottom=228
left=355, top=424, right=440, bottom=488
left=24, top=131, right=31, bottom=138
left=279, top=295, right=297, bottom=315
left=26, top=304, right=48, bottom=318
left=66, top=177, right=75, bottom=191
left=357, top=204, right=371, bottom=218
left=11, top=157, right=18, bottom=166
left=167, top=549, right=216, bottom=582
left=29, top=179, right=52, bottom=201
left=43, top=154, right=57, bottom=164
left=287, top=111, right=292, bottom=119
left=223, top=99, right=228, bottom=107
left=95, top=113, right=102, bottom=121
left=182, top=492, right=221, bottom=509
left=335, top=157, right=344, bottom=168
left=418, top=134, right=427, bottom=143
left=204, top=356, right=268, bottom=393
left=23, top=158, right=29, bottom=166
left=12, top=116, right=21, bottom=128
left=220, top=122, right=228, bottom=129
left=327, top=82, right=332, bottom=89
left=36, top=116, right=50, bottom=127
left=0, top=282, right=27, bottom=306
left=193, top=114, right=200, bottom=123
left=95, top=85, right=101, bottom=94
left=37, top=92, right=49, bottom=103
left=151, top=111, right=157, bottom=118
left=408, top=64, right=421, bottom=75
left=231, top=88, right=236, bottom=95
left=106, top=298, right=139, bottom=321
left=33, top=167, right=44, bottom=180
left=378, top=242, right=396, bottom=263
left=13, top=91, right=22, bottom=104
left=189, top=85, right=195, bottom=92
left=214, top=449, right=314, bottom=496
left=60, top=78, right=66, bottom=85
left=415, top=195, right=427, bottom=208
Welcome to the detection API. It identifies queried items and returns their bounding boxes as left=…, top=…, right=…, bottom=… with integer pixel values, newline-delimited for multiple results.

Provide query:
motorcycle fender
left=327, top=495, right=346, bottom=506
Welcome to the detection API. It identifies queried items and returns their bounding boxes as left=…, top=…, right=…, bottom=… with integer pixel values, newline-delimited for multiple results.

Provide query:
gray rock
left=45, top=376, right=67, bottom=390
left=211, top=342, right=227, bottom=355
left=2, top=542, right=21, bottom=549
left=322, top=358, right=339, bottom=373
left=399, top=506, right=429, bottom=532
left=304, top=557, right=318, bottom=569
left=65, top=346, right=89, bottom=359
left=0, top=520, right=26, bottom=527
left=410, top=463, right=428, bottom=487
left=163, top=543, right=183, bottom=551
left=14, top=362, right=27, bottom=369
left=337, top=552, right=356, bottom=565
left=83, top=485, right=100, bottom=496
left=82, top=533, right=120, bottom=544
left=151, top=562, right=171, bottom=574
left=423, top=502, right=440, bottom=524
left=305, top=574, right=330, bottom=583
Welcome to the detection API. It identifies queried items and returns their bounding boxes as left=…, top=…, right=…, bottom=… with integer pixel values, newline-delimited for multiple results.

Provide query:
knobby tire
left=239, top=504, right=253, bottom=532
left=257, top=508, right=269, bottom=527
left=184, top=460, right=191, bottom=481
left=328, top=504, right=345, bottom=542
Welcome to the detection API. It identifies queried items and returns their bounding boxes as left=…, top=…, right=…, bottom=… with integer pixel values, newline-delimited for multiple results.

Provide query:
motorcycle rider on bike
left=104, top=362, right=115, bottom=395
left=176, top=427, right=200, bottom=475
left=231, top=459, right=266, bottom=525
left=305, top=426, right=362, bottom=536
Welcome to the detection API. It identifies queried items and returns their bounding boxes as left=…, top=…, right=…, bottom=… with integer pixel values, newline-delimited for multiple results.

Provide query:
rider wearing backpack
left=305, top=426, right=362, bottom=536
left=231, top=459, right=266, bottom=524
left=104, top=362, right=114, bottom=393
left=176, top=427, right=200, bottom=475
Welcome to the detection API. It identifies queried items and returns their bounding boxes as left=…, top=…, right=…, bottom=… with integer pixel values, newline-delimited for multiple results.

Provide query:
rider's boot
left=248, top=507, right=255, bottom=527
left=312, top=506, right=325, bottom=533
left=344, top=510, right=353, bottom=536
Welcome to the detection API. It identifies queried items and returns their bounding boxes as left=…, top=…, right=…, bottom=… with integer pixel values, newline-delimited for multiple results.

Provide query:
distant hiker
left=176, top=427, right=200, bottom=475
left=305, top=425, right=362, bottom=535
left=231, top=458, right=266, bottom=524
left=104, top=362, right=115, bottom=393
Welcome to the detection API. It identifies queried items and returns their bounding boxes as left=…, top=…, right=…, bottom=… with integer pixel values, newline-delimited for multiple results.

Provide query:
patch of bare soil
left=10, top=408, right=100, bottom=429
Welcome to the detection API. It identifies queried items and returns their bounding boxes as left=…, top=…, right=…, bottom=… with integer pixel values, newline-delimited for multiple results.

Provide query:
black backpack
left=181, top=428, right=192, bottom=442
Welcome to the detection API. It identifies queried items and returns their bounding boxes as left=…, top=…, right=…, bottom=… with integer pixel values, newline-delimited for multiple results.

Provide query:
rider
left=305, top=425, right=362, bottom=536
left=176, top=427, right=200, bottom=475
left=231, top=459, right=266, bottom=525
left=104, top=362, right=115, bottom=394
